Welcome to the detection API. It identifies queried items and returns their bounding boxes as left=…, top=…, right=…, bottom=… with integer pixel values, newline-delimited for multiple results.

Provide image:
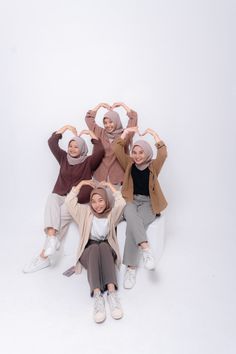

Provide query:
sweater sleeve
left=88, top=138, right=105, bottom=171
left=125, top=110, right=138, bottom=145
left=126, top=109, right=138, bottom=128
left=48, top=132, right=66, bottom=163
left=152, top=141, right=168, bottom=175
left=65, top=187, right=87, bottom=223
left=112, top=138, right=132, bottom=171
left=110, top=191, right=126, bottom=226
left=85, top=110, right=104, bottom=138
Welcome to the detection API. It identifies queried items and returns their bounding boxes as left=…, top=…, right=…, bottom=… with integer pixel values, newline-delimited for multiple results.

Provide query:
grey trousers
left=79, top=240, right=117, bottom=296
left=123, top=194, right=156, bottom=267
left=44, top=193, right=72, bottom=240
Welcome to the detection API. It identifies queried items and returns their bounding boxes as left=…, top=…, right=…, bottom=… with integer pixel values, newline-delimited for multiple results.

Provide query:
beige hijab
left=132, top=140, right=153, bottom=171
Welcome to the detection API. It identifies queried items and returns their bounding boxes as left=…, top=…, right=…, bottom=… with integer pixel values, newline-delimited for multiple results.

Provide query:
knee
left=124, top=203, right=136, bottom=219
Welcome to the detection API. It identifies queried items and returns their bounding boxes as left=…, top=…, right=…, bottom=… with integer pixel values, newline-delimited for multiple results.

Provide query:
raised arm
left=141, top=128, right=167, bottom=175
left=48, top=125, right=78, bottom=163
left=85, top=103, right=111, bottom=137
left=78, top=129, right=105, bottom=171
left=112, top=127, right=138, bottom=170
left=99, top=181, right=126, bottom=225
left=65, top=180, right=96, bottom=221
left=112, top=102, right=138, bottom=140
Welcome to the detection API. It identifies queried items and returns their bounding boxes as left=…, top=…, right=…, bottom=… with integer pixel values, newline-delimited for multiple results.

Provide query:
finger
left=140, top=129, right=147, bottom=136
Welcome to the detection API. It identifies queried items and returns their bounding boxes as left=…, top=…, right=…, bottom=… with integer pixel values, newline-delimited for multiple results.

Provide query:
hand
left=120, top=126, right=139, bottom=140
left=140, top=128, right=161, bottom=143
left=92, top=102, right=111, bottom=112
left=56, top=125, right=78, bottom=135
left=78, top=129, right=98, bottom=140
left=75, top=179, right=97, bottom=190
left=98, top=181, right=116, bottom=193
left=67, top=125, right=78, bottom=136
left=112, top=102, right=131, bottom=113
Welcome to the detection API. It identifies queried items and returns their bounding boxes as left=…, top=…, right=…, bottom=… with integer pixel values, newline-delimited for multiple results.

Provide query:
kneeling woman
left=65, top=180, right=126, bottom=323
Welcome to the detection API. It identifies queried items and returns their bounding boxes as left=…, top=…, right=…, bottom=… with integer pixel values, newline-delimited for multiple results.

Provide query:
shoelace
left=108, top=293, right=120, bottom=310
left=94, top=295, right=104, bottom=313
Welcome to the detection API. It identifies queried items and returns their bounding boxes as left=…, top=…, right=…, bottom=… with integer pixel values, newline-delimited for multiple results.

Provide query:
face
left=103, top=118, right=115, bottom=133
left=131, top=146, right=146, bottom=165
left=91, top=194, right=106, bottom=214
left=68, top=141, right=80, bottom=157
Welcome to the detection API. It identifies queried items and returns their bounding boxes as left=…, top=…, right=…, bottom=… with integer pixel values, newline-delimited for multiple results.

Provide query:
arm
left=112, top=102, right=138, bottom=141
left=112, top=137, right=132, bottom=171
left=48, top=125, right=78, bottom=163
left=85, top=103, right=111, bottom=137
left=111, top=102, right=137, bottom=127
left=112, top=127, right=138, bottom=170
left=65, top=180, right=96, bottom=221
left=99, top=182, right=126, bottom=226
left=141, top=128, right=167, bottom=174
left=78, top=129, right=105, bottom=171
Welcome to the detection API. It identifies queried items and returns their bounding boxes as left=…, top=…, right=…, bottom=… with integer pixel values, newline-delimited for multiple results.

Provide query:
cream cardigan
left=65, top=189, right=126, bottom=274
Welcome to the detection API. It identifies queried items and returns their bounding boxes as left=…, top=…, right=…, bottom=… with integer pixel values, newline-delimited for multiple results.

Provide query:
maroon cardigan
left=48, top=132, right=105, bottom=203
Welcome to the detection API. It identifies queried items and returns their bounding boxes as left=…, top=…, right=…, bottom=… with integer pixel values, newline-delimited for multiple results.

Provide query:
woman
left=23, top=125, right=104, bottom=273
left=113, top=127, right=167, bottom=289
left=65, top=180, right=126, bottom=323
left=85, top=102, right=138, bottom=187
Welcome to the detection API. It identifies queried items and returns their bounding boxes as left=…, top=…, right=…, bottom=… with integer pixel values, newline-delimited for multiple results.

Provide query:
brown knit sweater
left=48, top=132, right=105, bottom=203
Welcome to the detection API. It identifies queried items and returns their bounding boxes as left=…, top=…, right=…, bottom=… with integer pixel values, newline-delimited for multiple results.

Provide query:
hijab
left=103, top=110, right=124, bottom=140
left=89, top=187, right=112, bottom=218
left=132, top=140, right=153, bottom=171
left=67, top=136, right=88, bottom=165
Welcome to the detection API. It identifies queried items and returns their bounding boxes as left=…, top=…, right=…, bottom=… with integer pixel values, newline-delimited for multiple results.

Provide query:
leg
left=56, top=201, right=72, bottom=242
left=98, top=242, right=117, bottom=291
left=23, top=194, right=65, bottom=273
left=79, top=243, right=102, bottom=296
left=123, top=201, right=145, bottom=267
left=97, top=242, right=123, bottom=320
left=136, top=197, right=156, bottom=249
left=80, top=243, right=106, bottom=323
left=42, top=194, right=72, bottom=257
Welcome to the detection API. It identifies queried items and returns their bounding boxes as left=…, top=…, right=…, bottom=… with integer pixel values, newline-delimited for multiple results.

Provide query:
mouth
left=96, top=209, right=103, bottom=213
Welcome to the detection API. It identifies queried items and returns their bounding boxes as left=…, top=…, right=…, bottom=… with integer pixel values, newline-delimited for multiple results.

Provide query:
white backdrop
left=0, top=1, right=235, bottom=354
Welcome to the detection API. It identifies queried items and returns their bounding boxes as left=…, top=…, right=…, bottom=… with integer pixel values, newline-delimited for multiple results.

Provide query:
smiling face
left=91, top=194, right=106, bottom=214
left=131, top=145, right=147, bottom=165
left=103, top=118, right=115, bottom=133
left=68, top=140, right=80, bottom=157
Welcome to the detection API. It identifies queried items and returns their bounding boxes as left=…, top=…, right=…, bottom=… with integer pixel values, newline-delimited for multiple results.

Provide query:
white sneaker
left=142, top=248, right=155, bottom=270
left=44, top=236, right=61, bottom=257
left=107, top=292, right=123, bottom=320
left=23, top=255, right=50, bottom=273
left=93, top=293, right=106, bottom=323
left=123, top=267, right=136, bottom=289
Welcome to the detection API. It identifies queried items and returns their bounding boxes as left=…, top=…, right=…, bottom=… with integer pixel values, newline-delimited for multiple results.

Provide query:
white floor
left=1, top=210, right=235, bottom=354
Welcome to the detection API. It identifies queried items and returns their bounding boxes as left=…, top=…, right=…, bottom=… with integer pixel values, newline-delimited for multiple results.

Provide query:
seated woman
left=23, top=125, right=104, bottom=273
left=65, top=180, right=126, bottom=323
left=113, top=127, right=167, bottom=289
left=85, top=102, right=138, bottom=187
